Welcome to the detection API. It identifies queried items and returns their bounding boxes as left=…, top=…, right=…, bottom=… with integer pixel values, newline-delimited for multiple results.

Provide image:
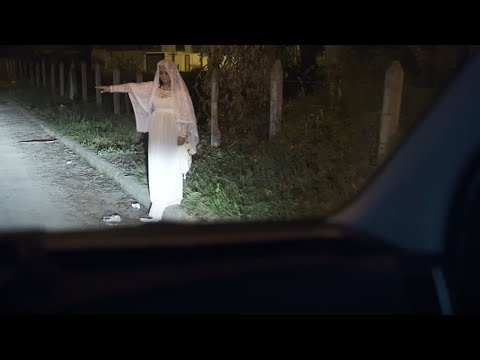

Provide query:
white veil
left=127, top=59, right=199, bottom=154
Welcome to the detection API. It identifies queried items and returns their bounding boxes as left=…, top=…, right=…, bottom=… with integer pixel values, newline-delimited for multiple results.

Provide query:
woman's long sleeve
left=109, top=83, right=132, bottom=93
left=110, top=81, right=155, bottom=95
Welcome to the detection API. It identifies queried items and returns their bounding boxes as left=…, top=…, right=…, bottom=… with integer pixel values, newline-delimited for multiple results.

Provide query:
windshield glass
left=0, top=45, right=470, bottom=233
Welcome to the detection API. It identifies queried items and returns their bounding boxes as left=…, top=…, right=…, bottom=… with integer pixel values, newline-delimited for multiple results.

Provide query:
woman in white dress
left=96, top=59, right=199, bottom=222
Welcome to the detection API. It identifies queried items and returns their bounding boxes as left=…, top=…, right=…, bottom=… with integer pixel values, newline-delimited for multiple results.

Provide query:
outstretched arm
left=95, top=83, right=131, bottom=93
left=96, top=81, right=154, bottom=94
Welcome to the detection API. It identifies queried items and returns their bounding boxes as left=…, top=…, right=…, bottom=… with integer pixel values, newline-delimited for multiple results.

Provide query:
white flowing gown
left=147, top=89, right=188, bottom=219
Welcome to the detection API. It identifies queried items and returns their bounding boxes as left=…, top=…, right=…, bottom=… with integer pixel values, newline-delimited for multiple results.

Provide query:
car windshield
left=0, top=45, right=471, bottom=233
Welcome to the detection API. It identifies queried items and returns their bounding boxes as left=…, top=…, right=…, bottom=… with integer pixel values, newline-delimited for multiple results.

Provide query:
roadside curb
left=3, top=95, right=200, bottom=223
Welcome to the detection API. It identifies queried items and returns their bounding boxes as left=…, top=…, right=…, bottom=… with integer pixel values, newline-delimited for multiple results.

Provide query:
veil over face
left=126, top=59, right=199, bottom=154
